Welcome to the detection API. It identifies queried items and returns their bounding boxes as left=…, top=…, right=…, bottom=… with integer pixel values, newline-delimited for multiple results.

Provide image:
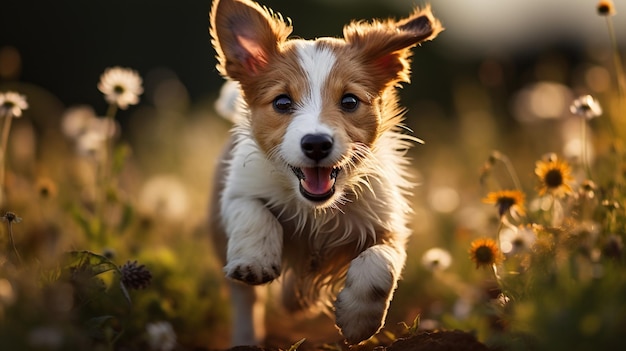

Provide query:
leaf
left=86, top=315, right=121, bottom=342
left=68, top=204, right=95, bottom=239
left=117, top=201, right=135, bottom=233
left=111, top=143, right=131, bottom=176
left=66, top=251, right=120, bottom=277
left=86, top=315, right=115, bottom=329
left=399, top=314, right=420, bottom=336
left=383, top=330, right=397, bottom=341
left=287, top=338, right=306, bottom=351
left=119, top=281, right=132, bottom=306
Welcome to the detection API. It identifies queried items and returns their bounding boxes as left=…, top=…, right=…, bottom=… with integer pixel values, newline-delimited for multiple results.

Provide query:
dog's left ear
left=344, top=5, right=443, bottom=87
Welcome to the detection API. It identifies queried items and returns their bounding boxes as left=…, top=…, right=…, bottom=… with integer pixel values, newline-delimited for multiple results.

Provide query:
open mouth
left=291, top=166, right=340, bottom=202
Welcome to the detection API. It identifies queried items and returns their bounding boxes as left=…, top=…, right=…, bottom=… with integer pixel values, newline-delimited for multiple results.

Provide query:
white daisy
left=138, top=175, right=190, bottom=222
left=570, top=94, right=602, bottom=119
left=0, top=91, right=28, bottom=118
left=61, top=105, right=98, bottom=139
left=146, top=321, right=177, bottom=351
left=499, top=225, right=537, bottom=255
left=421, top=247, right=452, bottom=272
left=97, top=66, right=143, bottom=109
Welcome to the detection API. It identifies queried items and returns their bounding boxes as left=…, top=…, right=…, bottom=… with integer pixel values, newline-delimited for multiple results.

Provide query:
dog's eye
left=340, top=94, right=359, bottom=112
left=273, top=95, right=293, bottom=113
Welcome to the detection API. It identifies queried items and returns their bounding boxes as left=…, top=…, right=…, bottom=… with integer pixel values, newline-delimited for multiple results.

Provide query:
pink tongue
left=301, top=167, right=334, bottom=195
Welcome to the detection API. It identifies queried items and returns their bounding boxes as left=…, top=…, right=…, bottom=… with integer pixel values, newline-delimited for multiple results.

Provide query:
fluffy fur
left=208, top=0, right=442, bottom=346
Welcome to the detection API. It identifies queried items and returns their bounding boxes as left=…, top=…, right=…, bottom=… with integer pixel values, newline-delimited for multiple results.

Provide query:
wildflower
left=120, top=260, right=152, bottom=290
left=601, top=199, right=620, bottom=211
left=495, top=293, right=510, bottom=307
left=499, top=225, right=537, bottom=255
left=0, top=91, right=28, bottom=118
left=579, top=179, right=598, bottom=199
left=76, top=130, right=108, bottom=158
left=1, top=211, right=22, bottom=263
left=602, top=234, right=623, bottom=260
left=35, top=177, right=58, bottom=199
left=1, top=211, right=22, bottom=223
left=482, top=190, right=526, bottom=218
left=146, top=321, right=177, bottom=351
left=138, top=175, right=190, bottom=222
left=61, top=105, right=97, bottom=139
left=597, top=0, right=616, bottom=16
left=534, top=153, right=574, bottom=198
left=421, top=247, right=452, bottom=272
left=570, top=95, right=602, bottom=119
left=97, top=66, right=143, bottom=109
left=564, top=221, right=601, bottom=256
left=469, top=238, right=503, bottom=269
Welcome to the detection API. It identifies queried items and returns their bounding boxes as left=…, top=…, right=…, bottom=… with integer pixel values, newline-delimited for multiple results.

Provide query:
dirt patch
left=384, top=330, right=493, bottom=351
left=215, top=330, right=496, bottom=351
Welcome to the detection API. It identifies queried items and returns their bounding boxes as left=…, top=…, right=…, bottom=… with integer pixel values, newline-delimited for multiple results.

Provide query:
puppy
left=208, top=0, right=442, bottom=346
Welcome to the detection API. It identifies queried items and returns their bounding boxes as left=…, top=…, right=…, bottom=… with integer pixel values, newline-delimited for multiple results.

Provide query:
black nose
left=301, top=134, right=333, bottom=161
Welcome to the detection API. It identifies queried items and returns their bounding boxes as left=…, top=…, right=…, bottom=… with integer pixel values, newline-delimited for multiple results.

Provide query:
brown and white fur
left=208, top=0, right=442, bottom=346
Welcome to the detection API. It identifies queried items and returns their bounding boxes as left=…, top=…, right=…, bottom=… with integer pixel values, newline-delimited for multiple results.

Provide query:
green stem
left=94, top=103, right=118, bottom=247
left=0, top=115, right=13, bottom=204
left=7, top=222, right=21, bottom=265
left=102, top=103, right=118, bottom=181
left=498, top=153, right=523, bottom=191
left=580, top=118, right=592, bottom=180
left=606, top=16, right=626, bottom=132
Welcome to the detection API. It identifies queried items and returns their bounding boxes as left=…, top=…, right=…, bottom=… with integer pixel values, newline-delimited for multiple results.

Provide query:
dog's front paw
left=335, top=255, right=395, bottom=344
left=225, top=257, right=281, bottom=285
left=334, top=280, right=392, bottom=344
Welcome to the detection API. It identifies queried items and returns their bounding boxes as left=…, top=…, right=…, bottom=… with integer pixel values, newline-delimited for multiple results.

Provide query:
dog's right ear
left=210, top=0, right=292, bottom=82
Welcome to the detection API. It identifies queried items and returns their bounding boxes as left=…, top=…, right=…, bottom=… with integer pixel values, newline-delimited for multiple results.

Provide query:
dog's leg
left=229, top=280, right=267, bottom=345
left=222, top=197, right=283, bottom=285
left=334, top=243, right=406, bottom=344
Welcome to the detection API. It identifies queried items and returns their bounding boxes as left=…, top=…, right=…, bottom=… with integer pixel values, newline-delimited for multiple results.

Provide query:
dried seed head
left=1, top=211, right=22, bottom=224
left=120, top=260, right=152, bottom=290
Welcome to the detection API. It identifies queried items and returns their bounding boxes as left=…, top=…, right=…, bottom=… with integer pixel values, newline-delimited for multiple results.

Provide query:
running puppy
left=209, top=0, right=442, bottom=345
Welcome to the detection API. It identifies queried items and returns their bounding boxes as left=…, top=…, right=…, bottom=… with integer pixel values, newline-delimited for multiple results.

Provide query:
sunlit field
left=1, top=1, right=625, bottom=350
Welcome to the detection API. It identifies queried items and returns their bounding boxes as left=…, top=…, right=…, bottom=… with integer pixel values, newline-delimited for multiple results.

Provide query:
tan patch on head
left=244, top=43, right=308, bottom=156
left=320, top=71, right=380, bottom=148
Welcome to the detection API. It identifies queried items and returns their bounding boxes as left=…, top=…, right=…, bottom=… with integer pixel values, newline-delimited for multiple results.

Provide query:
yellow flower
left=534, top=154, right=574, bottom=198
left=469, top=238, right=503, bottom=269
left=482, top=190, right=526, bottom=218
left=597, top=1, right=616, bottom=16
left=35, top=177, right=58, bottom=199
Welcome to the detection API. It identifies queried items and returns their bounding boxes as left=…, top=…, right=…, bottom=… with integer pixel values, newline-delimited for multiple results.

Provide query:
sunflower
left=534, top=154, right=574, bottom=198
left=469, top=238, right=503, bottom=269
left=482, top=190, right=526, bottom=218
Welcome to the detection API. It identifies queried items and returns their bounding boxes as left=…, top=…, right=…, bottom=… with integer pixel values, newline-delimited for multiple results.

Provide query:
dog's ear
left=344, top=5, right=443, bottom=87
left=210, top=0, right=292, bottom=81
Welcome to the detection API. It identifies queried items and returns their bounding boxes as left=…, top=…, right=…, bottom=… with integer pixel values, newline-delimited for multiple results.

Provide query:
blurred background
left=0, top=0, right=625, bottom=350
